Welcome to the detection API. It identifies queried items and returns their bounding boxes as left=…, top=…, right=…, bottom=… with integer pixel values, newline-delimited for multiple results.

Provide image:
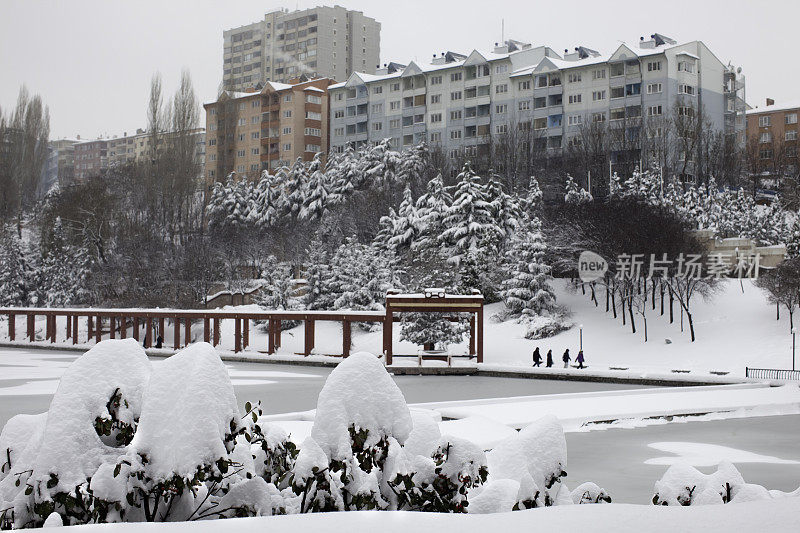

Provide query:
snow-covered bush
left=292, top=352, right=413, bottom=512
left=0, top=340, right=285, bottom=528
left=652, top=461, right=800, bottom=506
left=482, top=415, right=569, bottom=510
left=571, top=482, right=612, bottom=504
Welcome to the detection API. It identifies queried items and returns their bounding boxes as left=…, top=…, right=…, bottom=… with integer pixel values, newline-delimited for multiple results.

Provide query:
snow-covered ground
left=1, top=279, right=793, bottom=378
left=43, top=497, right=800, bottom=532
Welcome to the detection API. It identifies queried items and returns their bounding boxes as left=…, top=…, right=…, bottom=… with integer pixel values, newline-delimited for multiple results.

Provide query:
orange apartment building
left=745, top=98, right=799, bottom=179
left=203, top=76, right=334, bottom=187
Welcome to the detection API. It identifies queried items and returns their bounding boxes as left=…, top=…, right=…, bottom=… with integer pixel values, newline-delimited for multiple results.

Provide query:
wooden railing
left=0, top=308, right=385, bottom=359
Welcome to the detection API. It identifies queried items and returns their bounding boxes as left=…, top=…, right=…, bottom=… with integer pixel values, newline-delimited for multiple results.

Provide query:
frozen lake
left=1, top=346, right=798, bottom=504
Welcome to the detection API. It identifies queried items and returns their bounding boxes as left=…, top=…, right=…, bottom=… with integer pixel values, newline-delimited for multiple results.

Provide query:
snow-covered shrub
left=0, top=340, right=287, bottom=528
left=291, top=352, right=413, bottom=512
left=652, top=461, right=799, bottom=506
left=571, top=482, right=612, bottom=504
left=0, top=339, right=151, bottom=527
left=484, top=415, right=569, bottom=510
left=389, top=435, right=488, bottom=513
left=523, top=313, right=573, bottom=340
left=243, top=401, right=298, bottom=490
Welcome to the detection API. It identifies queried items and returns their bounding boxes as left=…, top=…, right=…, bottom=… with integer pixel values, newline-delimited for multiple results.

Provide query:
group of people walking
left=532, top=347, right=585, bottom=369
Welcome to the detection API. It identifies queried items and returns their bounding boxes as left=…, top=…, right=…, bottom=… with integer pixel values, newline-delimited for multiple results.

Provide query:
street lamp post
left=579, top=324, right=583, bottom=351
left=793, top=328, right=797, bottom=371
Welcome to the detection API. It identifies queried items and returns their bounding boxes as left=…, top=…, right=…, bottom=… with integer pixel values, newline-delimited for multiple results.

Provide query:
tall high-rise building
left=222, top=5, right=380, bottom=91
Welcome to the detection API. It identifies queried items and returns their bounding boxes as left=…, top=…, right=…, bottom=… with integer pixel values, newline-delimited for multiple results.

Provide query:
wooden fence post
left=88, top=315, right=93, bottom=341
left=384, top=311, right=393, bottom=365
left=95, top=315, right=102, bottom=344
left=133, top=317, right=139, bottom=341
left=304, top=319, right=315, bottom=356
left=110, top=316, right=116, bottom=339
left=203, top=318, right=210, bottom=343
left=73, top=315, right=79, bottom=344
left=27, top=313, right=34, bottom=342
left=120, top=317, right=126, bottom=339
left=469, top=315, right=476, bottom=356
left=158, top=317, right=165, bottom=345
left=243, top=319, right=249, bottom=349
left=145, top=317, right=152, bottom=348
left=234, top=318, right=241, bottom=353
left=343, top=320, right=351, bottom=357
left=184, top=318, right=191, bottom=347
left=8, top=313, right=15, bottom=341
left=174, top=317, right=180, bottom=350
left=268, top=319, right=275, bottom=354
left=477, top=306, right=484, bottom=364
left=213, top=318, right=220, bottom=346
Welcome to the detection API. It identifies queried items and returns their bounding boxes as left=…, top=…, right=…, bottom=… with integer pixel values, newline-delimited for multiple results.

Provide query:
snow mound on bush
left=0, top=412, right=47, bottom=483
left=311, top=352, right=412, bottom=461
left=130, top=342, right=241, bottom=480
left=468, top=479, right=521, bottom=513
left=653, top=461, right=800, bottom=505
left=487, top=414, right=567, bottom=505
left=30, top=339, right=150, bottom=492
left=571, top=481, right=612, bottom=504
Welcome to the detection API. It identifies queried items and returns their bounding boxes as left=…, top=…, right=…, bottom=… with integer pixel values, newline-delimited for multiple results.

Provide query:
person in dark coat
left=563, top=349, right=571, bottom=368
left=532, top=347, right=542, bottom=367
left=546, top=349, right=554, bottom=368
left=576, top=350, right=585, bottom=369
left=155, top=335, right=163, bottom=349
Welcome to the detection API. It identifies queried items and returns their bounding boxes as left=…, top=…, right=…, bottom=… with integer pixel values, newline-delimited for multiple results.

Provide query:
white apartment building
left=329, top=34, right=746, bottom=178
left=223, top=5, right=380, bottom=91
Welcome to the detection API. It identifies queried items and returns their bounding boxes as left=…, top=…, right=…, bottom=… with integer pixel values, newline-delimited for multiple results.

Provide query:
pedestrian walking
left=576, top=350, right=585, bottom=369
left=546, top=349, right=553, bottom=368
left=532, top=347, right=542, bottom=367
left=562, top=349, right=571, bottom=369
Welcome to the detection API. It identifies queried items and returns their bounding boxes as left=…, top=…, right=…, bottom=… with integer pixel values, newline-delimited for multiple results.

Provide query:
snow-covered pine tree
left=358, top=138, right=401, bottom=189
left=252, top=171, right=279, bottom=230
left=501, top=216, right=556, bottom=319
left=0, top=230, right=32, bottom=306
left=388, top=185, right=418, bottom=252
left=374, top=208, right=399, bottom=253
left=521, top=176, right=543, bottom=217
left=485, top=173, right=521, bottom=244
left=303, top=243, right=332, bottom=310
left=283, top=158, right=309, bottom=219
left=36, top=217, right=92, bottom=307
left=564, top=174, right=593, bottom=205
left=327, top=145, right=357, bottom=203
left=256, top=257, right=299, bottom=311
left=413, top=174, right=451, bottom=252
left=440, top=163, right=495, bottom=265
left=206, top=174, right=236, bottom=229
left=397, top=143, right=429, bottom=189
left=300, top=153, right=331, bottom=221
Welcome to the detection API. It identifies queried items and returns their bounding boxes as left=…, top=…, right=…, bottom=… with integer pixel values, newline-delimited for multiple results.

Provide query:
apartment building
left=203, top=76, right=334, bottom=186
left=329, top=34, right=746, bottom=179
left=71, top=129, right=206, bottom=183
left=746, top=99, right=800, bottom=177
left=223, top=5, right=380, bottom=91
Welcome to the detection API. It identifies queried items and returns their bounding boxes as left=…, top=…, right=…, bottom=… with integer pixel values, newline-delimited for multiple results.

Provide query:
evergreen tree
left=388, top=185, right=418, bottom=252
left=252, top=171, right=279, bottom=230
left=373, top=208, right=399, bottom=253
left=564, top=174, right=593, bottom=205
left=440, top=164, right=495, bottom=265
left=0, top=230, right=32, bottom=306
left=413, top=174, right=451, bottom=252
left=521, top=176, right=543, bottom=217
left=36, top=217, right=91, bottom=307
left=303, top=243, right=332, bottom=310
left=501, top=216, right=556, bottom=319
left=300, top=153, right=331, bottom=221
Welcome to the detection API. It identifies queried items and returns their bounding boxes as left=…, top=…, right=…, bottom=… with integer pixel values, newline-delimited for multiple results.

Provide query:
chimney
left=766, top=98, right=775, bottom=107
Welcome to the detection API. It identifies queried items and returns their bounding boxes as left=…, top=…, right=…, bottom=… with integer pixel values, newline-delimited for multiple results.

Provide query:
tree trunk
left=628, top=299, right=636, bottom=334
left=621, top=297, right=626, bottom=325
left=611, top=290, right=617, bottom=319
left=643, top=315, right=648, bottom=342
left=669, top=289, right=674, bottom=323
left=687, top=310, right=695, bottom=342
left=590, top=283, right=598, bottom=306
left=777, top=302, right=780, bottom=321
left=605, top=284, right=610, bottom=312
left=660, top=284, right=665, bottom=316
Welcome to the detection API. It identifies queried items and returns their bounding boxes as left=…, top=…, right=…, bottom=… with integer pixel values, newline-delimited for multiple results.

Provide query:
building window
left=610, top=63, right=624, bottom=77
left=648, top=105, right=663, bottom=116
left=759, top=116, right=771, bottom=127
left=251, top=132, right=259, bottom=139
left=390, top=119, right=401, bottom=128
left=647, top=83, right=662, bottom=94
left=610, top=86, right=624, bottom=99
left=592, top=112, right=606, bottom=123
left=373, top=122, right=383, bottom=131
left=430, top=113, right=442, bottom=123
left=451, top=72, right=463, bottom=82
left=495, top=64, right=508, bottom=74
left=647, top=61, right=662, bottom=72
left=496, top=104, right=508, bottom=113
left=306, top=94, right=322, bottom=104
left=430, top=94, right=441, bottom=104
left=284, top=94, right=292, bottom=102
left=518, top=80, right=531, bottom=91
left=760, top=149, right=773, bottom=160
left=391, top=82, right=400, bottom=91
left=304, top=127, right=322, bottom=136
left=786, top=113, right=798, bottom=125
left=283, top=143, right=292, bottom=151
left=568, top=73, right=581, bottom=83
left=305, top=144, right=321, bottom=152
left=568, top=115, right=582, bottom=126
left=593, top=68, right=606, bottom=80
left=334, top=127, right=344, bottom=136
left=237, top=150, right=245, bottom=157
left=450, top=129, right=462, bottom=139
left=430, top=132, right=441, bottom=143
left=283, top=127, right=292, bottom=135
left=592, top=90, right=606, bottom=101
left=495, top=84, right=508, bottom=94
left=678, top=84, right=695, bottom=96
left=610, top=108, right=625, bottom=121
left=283, top=110, right=292, bottom=118
left=373, top=86, right=383, bottom=94
left=677, top=61, right=695, bottom=73
left=450, top=110, right=462, bottom=120
left=495, top=124, right=508, bottom=134
left=451, top=91, right=462, bottom=101
left=430, top=75, right=442, bottom=85
left=251, top=148, right=259, bottom=155
left=760, top=132, right=772, bottom=143
left=786, top=130, right=797, bottom=141
left=334, top=110, right=344, bottom=119
left=568, top=94, right=582, bottom=104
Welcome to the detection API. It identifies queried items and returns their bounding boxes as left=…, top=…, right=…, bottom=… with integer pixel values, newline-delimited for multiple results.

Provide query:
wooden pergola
left=383, top=291, right=484, bottom=365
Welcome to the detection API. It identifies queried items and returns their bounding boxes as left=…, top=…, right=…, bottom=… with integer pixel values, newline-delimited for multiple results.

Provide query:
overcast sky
left=1, top=0, right=797, bottom=140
